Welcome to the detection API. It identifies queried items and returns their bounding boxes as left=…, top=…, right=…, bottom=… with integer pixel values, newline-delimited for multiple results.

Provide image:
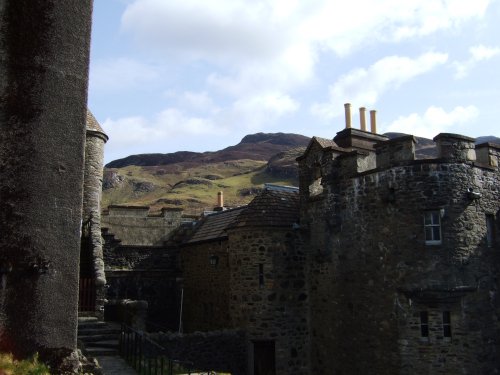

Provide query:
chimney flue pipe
left=359, top=107, right=367, bottom=131
left=344, top=103, right=352, bottom=129
left=370, top=110, right=377, bottom=134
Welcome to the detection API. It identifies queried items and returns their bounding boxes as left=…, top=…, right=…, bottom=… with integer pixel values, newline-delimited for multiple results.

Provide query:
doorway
left=253, top=341, right=276, bottom=375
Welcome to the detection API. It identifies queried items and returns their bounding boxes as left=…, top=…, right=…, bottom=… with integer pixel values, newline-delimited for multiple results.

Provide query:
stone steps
left=78, top=317, right=121, bottom=358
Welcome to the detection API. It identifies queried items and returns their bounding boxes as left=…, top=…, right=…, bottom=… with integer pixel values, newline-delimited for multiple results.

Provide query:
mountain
left=106, top=132, right=310, bottom=168
left=102, top=132, right=500, bottom=214
left=102, top=133, right=310, bottom=214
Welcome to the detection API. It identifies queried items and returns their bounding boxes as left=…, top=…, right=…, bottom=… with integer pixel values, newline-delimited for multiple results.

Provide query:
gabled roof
left=230, top=188, right=299, bottom=229
left=313, top=136, right=337, bottom=148
left=296, top=136, right=348, bottom=161
left=185, top=206, right=246, bottom=244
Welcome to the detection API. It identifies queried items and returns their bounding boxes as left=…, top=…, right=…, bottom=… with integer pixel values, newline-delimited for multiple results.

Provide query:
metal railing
left=119, top=323, right=218, bottom=375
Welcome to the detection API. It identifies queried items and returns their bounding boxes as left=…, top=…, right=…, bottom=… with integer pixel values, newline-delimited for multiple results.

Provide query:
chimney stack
left=370, top=110, right=377, bottom=134
left=359, top=107, right=367, bottom=131
left=344, top=103, right=352, bottom=129
left=217, top=191, right=224, bottom=208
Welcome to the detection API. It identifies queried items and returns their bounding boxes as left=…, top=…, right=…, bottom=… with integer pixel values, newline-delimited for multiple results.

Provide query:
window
left=258, top=264, right=264, bottom=288
left=420, top=311, right=429, bottom=338
left=424, top=211, right=442, bottom=245
left=486, top=214, right=495, bottom=247
left=442, top=311, right=451, bottom=338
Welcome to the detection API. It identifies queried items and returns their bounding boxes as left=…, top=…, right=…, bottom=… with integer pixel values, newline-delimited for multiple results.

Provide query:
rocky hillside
left=102, top=133, right=310, bottom=214
left=102, top=132, right=499, bottom=214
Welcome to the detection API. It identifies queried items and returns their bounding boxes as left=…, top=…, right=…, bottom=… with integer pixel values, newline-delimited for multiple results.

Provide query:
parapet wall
left=102, top=206, right=185, bottom=245
left=336, top=133, right=500, bottom=178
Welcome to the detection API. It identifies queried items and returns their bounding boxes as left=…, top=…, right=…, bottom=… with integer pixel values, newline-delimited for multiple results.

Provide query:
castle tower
left=80, top=111, right=108, bottom=318
left=0, top=0, right=93, bottom=363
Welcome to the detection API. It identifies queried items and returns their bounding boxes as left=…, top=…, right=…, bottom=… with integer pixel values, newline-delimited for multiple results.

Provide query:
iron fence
left=119, top=323, right=218, bottom=375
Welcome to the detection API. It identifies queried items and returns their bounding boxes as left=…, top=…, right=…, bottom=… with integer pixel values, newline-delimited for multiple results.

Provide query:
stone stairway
left=78, top=316, right=121, bottom=357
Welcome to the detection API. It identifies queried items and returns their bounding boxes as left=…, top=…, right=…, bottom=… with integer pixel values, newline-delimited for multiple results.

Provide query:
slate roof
left=86, top=110, right=108, bottom=140
left=313, top=136, right=337, bottom=148
left=231, top=188, right=300, bottom=229
left=185, top=206, right=246, bottom=244
left=297, top=136, right=348, bottom=161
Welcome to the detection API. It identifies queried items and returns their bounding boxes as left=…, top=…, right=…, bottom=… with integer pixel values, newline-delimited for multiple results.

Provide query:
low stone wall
left=152, top=330, right=247, bottom=375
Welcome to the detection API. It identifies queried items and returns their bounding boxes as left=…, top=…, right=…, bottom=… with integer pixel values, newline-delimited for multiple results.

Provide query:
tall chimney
left=370, top=110, right=377, bottom=134
left=217, top=191, right=224, bottom=208
left=359, top=107, right=367, bottom=131
left=344, top=103, right=352, bottom=129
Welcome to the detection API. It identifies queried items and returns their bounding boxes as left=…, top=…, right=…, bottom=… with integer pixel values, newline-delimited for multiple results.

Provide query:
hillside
left=102, top=132, right=500, bottom=214
left=102, top=133, right=309, bottom=214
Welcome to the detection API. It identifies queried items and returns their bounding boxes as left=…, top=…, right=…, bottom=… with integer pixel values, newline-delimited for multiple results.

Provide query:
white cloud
left=469, top=45, right=500, bottom=61
left=384, top=105, right=479, bottom=138
left=311, top=52, right=448, bottom=120
left=102, top=109, right=219, bottom=159
left=453, top=44, right=500, bottom=79
left=89, top=58, right=160, bottom=91
left=121, top=0, right=493, bottom=97
left=176, top=91, right=220, bottom=115
left=102, top=90, right=299, bottom=160
left=230, top=92, right=300, bottom=129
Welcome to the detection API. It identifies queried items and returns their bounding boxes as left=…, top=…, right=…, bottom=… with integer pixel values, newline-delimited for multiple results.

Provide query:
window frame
left=442, top=311, right=452, bottom=339
left=424, top=210, right=442, bottom=245
left=420, top=311, right=429, bottom=339
left=258, top=263, right=264, bottom=288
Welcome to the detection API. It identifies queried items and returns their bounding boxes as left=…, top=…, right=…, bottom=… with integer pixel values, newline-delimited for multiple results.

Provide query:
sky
left=88, top=0, right=500, bottom=163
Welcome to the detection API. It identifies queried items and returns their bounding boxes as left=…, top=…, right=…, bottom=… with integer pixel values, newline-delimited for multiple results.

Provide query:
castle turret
left=81, top=110, right=108, bottom=318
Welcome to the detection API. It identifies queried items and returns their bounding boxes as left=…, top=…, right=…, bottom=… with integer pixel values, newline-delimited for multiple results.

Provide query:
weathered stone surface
left=300, top=129, right=500, bottom=374
left=0, top=0, right=92, bottom=359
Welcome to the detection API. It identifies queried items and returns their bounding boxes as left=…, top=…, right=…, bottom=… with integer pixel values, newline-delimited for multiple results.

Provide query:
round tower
left=81, top=110, right=108, bottom=317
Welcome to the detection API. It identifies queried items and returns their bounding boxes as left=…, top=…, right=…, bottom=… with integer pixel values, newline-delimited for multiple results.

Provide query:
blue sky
left=88, top=0, right=500, bottom=163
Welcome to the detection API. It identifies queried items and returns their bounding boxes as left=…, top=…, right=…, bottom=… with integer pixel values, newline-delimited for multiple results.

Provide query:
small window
left=420, top=311, right=429, bottom=338
left=442, top=311, right=451, bottom=338
left=258, top=264, right=264, bottom=288
left=424, top=211, right=442, bottom=245
left=486, top=214, right=495, bottom=247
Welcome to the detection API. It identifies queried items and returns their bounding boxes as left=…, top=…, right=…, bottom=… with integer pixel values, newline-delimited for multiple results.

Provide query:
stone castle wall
left=300, top=133, right=500, bottom=374
left=181, top=240, right=231, bottom=332
left=227, top=227, right=310, bottom=375
left=103, top=232, right=182, bottom=331
left=102, top=206, right=184, bottom=246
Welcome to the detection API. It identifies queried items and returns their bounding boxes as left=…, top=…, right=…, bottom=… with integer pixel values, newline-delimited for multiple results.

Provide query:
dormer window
left=424, top=211, right=442, bottom=245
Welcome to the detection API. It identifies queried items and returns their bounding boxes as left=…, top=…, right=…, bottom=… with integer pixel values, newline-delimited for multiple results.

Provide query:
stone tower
left=298, top=107, right=500, bottom=374
left=0, top=0, right=93, bottom=363
left=80, top=110, right=108, bottom=318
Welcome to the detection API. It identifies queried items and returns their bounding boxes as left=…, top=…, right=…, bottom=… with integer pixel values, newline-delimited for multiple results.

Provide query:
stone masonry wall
left=227, top=227, right=310, bottom=375
left=103, top=234, right=182, bottom=331
left=102, top=207, right=183, bottom=246
left=0, top=0, right=93, bottom=359
left=181, top=240, right=231, bottom=332
left=153, top=330, right=247, bottom=375
left=306, top=157, right=500, bottom=374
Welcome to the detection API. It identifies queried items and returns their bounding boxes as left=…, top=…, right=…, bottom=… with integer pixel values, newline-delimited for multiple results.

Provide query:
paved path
left=95, top=356, right=137, bottom=375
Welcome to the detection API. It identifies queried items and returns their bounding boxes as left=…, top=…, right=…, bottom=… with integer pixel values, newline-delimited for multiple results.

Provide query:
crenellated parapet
left=433, top=133, right=476, bottom=162
left=475, top=142, right=500, bottom=168
left=375, top=135, right=417, bottom=169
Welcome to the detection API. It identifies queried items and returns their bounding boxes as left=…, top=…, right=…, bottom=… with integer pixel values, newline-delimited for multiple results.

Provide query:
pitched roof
left=185, top=206, right=246, bottom=244
left=313, top=136, right=337, bottom=148
left=86, top=110, right=108, bottom=140
left=231, top=188, right=299, bottom=229
left=296, top=136, right=348, bottom=161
